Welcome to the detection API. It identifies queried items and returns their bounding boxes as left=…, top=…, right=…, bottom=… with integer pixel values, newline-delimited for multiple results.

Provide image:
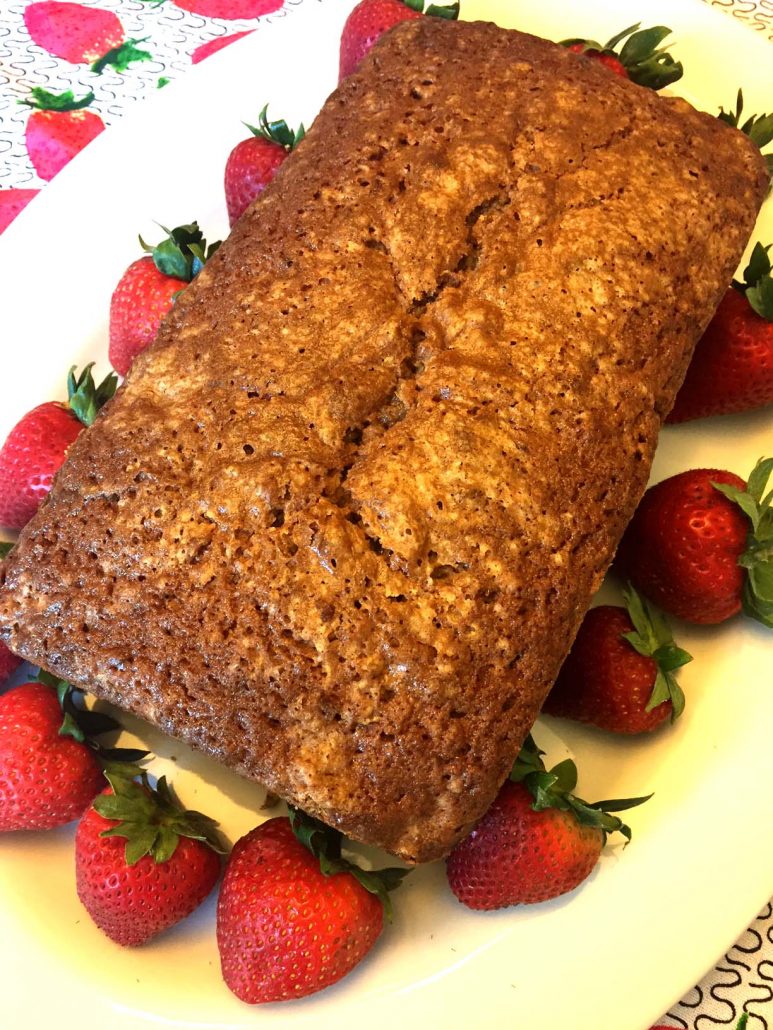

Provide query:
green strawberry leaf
left=288, top=807, right=409, bottom=920
left=91, top=38, right=152, bottom=75
left=716, top=459, right=773, bottom=629
left=603, top=23, right=641, bottom=50
left=96, top=765, right=224, bottom=865
left=559, top=37, right=603, bottom=51
left=746, top=276, right=773, bottom=321
left=19, top=87, right=95, bottom=112
left=403, top=0, right=424, bottom=11
left=620, top=585, right=691, bottom=718
left=617, top=25, right=671, bottom=65
left=425, top=1, right=460, bottom=18
left=742, top=242, right=772, bottom=289
left=719, top=91, right=773, bottom=179
left=245, top=105, right=305, bottom=151
left=139, top=222, right=221, bottom=283
left=509, top=739, right=651, bottom=844
left=0, top=541, right=14, bottom=559
left=67, top=364, right=118, bottom=427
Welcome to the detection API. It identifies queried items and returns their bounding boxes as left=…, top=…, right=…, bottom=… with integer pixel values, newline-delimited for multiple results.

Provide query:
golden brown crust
left=0, top=20, right=767, bottom=861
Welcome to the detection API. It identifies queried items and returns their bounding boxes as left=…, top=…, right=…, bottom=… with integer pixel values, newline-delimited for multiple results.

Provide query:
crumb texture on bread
left=0, top=20, right=766, bottom=862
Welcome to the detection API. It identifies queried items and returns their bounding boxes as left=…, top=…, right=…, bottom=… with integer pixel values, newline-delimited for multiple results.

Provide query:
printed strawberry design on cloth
left=543, top=586, right=692, bottom=734
left=339, top=0, right=459, bottom=82
left=617, top=458, right=773, bottom=627
left=446, top=736, right=649, bottom=910
left=560, top=23, right=684, bottom=89
left=668, top=242, right=773, bottom=422
left=171, top=0, right=284, bottom=21
left=217, top=809, right=408, bottom=1003
left=224, top=105, right=305, bottom=225
left=109, top=222, right=220, bottom=376
left=0, top=670, right=144, bottom=832
left=76, top=764, right=223, bottom=946
left=20, top=87, right=105, bottom=182
left=0, top=190, right=40, bottom=236
left=24, top=2, right=152, bottom=74
left=191, top=31, right=252, bottom=64
left=0, top=364, right=117, bottom=530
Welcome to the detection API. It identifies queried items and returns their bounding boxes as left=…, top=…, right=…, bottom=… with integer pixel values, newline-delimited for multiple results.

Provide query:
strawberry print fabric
left=0, top=0, right=771, bottom=1026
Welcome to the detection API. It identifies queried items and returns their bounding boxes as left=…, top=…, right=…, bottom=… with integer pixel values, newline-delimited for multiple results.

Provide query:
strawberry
left=617, top=458, right=773, bottom=627
left=339, top=0, right=459, bottom=82
left=668, top=243, right=773, bottom=422
left=543, top=586, right=692, bottom=734
left=20, top=88, right=104, bottom=182
left=191, top=31, right=252, bottom=65
left=0, top=364, right=117, bottom=530
left=446, top=737, right=648, bottom=910
left=0, top=189, right=39, bottom=235
left=24, top=2, right=151, bottom=74
left=224, top=106, right=305, bottom=226
left=171, top=0, right=284, bottom=20
left=76, top=765, right=222, bottom=946
left=217, top=810, right=407, bottom=1003
left=560, top=23, right=683, bottom=90
left=0, top=680, right=103, bottom=831
left=717, top=90, right=773, bottom=182
left=109, top=222, right=220, bottom=376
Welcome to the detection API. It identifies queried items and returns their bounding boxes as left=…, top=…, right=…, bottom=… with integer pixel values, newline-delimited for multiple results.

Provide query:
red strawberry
left=339, top=0, right=458, bottom=82
left=617, top=459, right=773, bottom=627
left=76, top=766, right=222, bottom=946
left=21, top=88, right=104, bottom=182
left=217, top=811, right=406, bottom=1003
left=0, top=680, right=103, bottom=831
left=668, top=244, right=773, bottom=422
left=0, top=644, right=22, bottom=683
left=560, top=23, right=683, bottom=90
left=171, top=0, right=283, bottom=20
left=0, top=365, right=117, bottom=530
left=543, top=586, right=691, bottom=734
left=24, top=2, right=151, bottom=74
left=191, top=31, right=252, bottom=65
left=109, top=222, right=220, bottom=376
left=0, top=189, right=39, bottom=235
left=224, top=106, right=304, bottom=226
left=446, top=737, right=647, bottom=910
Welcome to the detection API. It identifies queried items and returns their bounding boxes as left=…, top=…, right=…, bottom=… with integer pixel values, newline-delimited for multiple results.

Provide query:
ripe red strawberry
left=224, top=106, right=305, bottom=226
left=560, top=23, right=683, bottom=90
left=543, top=586, right=691, bottom=734
left=171, top=0, right=283, bottom=20
left=0, top=189, right=39, bottom=235
left=191, top=31, right=252, bottom=65
left=668, top=243, right=773, bottom=422
left=0, top=643, right=22, bottom=683
left=109, top=222, right=220, bottom=376
left=217, top=811, right=407, bottom=1003
left=0, top=365, right=116, bottom=530
left=446, top=737, right=648, bottom=910
left=76, top=765, right=222, bottom=946
left=617, top=459, right=773, bottom=627
left=0, top=680, right=103, bottom=831
left=339, top=0, right=458, bottom=82
left=21, top=88, right=104, bottom=182
left=24, top=2, right=151, bottom=74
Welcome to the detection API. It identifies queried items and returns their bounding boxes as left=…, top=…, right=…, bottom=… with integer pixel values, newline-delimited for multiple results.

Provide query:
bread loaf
left=0, top=19, right=766, bottom=862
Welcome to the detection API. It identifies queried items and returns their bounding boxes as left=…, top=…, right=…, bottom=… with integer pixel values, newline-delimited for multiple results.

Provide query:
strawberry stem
left=560, top=23, right=683, bottom=90
left=95, top=764, right=224, bottom=865
left=719, top=91, right=773, bottom=180
left=714, top=458, right=773, bottom=628
left=139, top=222, right=221, bottom=282
left=509, top=735, right=651, bottom=843
left=91, top=38, right=153, bottom=75
left=288, top=806, right=409, bottom=919
left=18, top=87, right=95, bottom=112
left=620, top=584, right=691, bottom=721
left=244, top=104, right=305, bottom=151
left=67, top=363, right=118, bottom=427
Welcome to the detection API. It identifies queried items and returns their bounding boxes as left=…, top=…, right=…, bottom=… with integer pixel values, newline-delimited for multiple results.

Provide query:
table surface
left=0, top=1, right=771, bottom=1027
